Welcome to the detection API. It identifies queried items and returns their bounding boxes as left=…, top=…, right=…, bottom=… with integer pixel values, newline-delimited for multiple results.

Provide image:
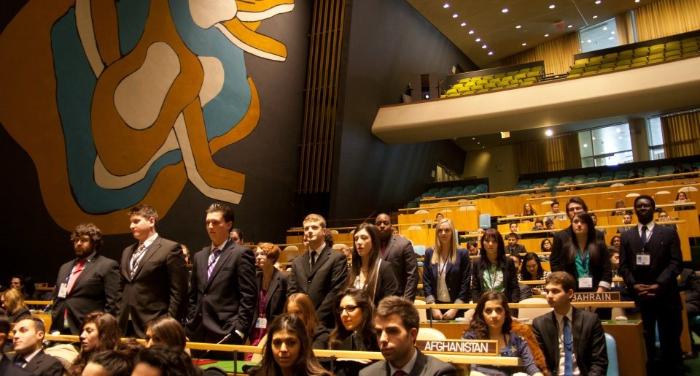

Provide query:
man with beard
left=375, top=213, right=418, bottom=301
left=619, top=195, right=683, bottom=375
left=51, top=223, right=121, bottom=334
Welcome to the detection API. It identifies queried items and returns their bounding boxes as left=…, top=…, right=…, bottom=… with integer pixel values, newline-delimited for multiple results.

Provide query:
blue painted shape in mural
left=168, top=0, right=251, bottom=139
left=117, top=0, right=150, bottom=56
left=51, top=9, right=182, bottom=214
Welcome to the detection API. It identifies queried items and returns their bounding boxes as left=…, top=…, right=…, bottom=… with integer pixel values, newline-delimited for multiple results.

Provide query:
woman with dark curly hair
left=69, top=312, right=121, bottom=375
left=463, top=292, right=543, bottom=376
left=253, top=314, right=331, bottom=376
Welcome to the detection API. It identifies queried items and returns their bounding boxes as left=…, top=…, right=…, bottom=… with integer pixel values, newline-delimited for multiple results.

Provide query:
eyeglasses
left=339, top=305, right=358, bottom=313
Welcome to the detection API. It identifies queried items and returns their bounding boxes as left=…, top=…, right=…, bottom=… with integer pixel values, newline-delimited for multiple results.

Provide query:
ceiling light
left=603, top=26, right=608, bottom=31
left=482, top=44, right=488, bottom=49
left=475, top=37, right=481, bottom=42
left=568, top=24, right=573, bottom=28
left=549, top=4, right=556, bottom=9
left=476, top=141, right=481, bottom=144
left=501, top=8, right=509, bottom=13
left=515, top=25, right=522, bottom=29
left=544, top=33, right=550, bottom=37
left=468, top=30, right=475, bottom=34
left=452, top=13, right=458, bottom=18
left=595, top=0, right=602, bottom=4
left=472, top=137, right=476, bottom=140
left=611, top=31, right=616, bottom=34
left=587, top=39, right=592, bottom=43
left=583, top=143, right=588, bottom=148
left=501, top=131, right=511, bottom=139
left=522, top=42, right=527, bottom=46
left=608, top=36, right=614, bottom=40
left=488, top=51, right=494, bottom=55
left=461, top=22, right=467, bottom=27
left=593, top=15, right=598, bottom=19
left=592, top=136, right=596, bottom=140
left=443, top=3, right=450, bottom=9
left=635, top=0, right=640, bottom=3
left=545, top=129, right=554, bottom=137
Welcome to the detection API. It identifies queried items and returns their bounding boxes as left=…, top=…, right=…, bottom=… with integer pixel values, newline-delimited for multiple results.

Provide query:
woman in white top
left=347, top=223, right=398, bottom=306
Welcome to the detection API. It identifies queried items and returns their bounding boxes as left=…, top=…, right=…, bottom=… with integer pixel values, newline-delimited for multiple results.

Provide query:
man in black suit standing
left=51, top=223, right=121, bottom=334
left=288, top=213, right=348, bottom=329
left=619, top=195, right=683, bottom=375
left=10, top=318, right=64, bottom=376
left=375, top=213, right=418, bottom=302
left=118, top=205, right=188, bottom=337
left=186, top=203, right=257, bottom=344
left=532, top=271, right=607, bottom=376
left=0, top=316, right=33, bottom=376
left=360, top=296, right=456, bottom=376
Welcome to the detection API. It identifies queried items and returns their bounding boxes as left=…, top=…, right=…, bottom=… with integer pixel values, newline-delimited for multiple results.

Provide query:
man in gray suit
left=375, top=213, right=418, bottom=301
left=360, top=296, right=456, bottom=376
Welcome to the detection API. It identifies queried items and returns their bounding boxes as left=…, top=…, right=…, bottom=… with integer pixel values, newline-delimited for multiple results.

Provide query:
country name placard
left=572, top=291, right=621, bottom=302
left=415, top=340, right=498, bottom=356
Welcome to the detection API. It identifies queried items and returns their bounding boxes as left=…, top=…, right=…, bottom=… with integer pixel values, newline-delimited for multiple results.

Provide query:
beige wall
left=463, top=144, right=519, bottom=192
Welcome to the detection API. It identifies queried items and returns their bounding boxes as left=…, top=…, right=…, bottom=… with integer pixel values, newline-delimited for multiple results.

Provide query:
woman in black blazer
left=471, top=229, right=519, bottom=303
left=423, top=218, right=471, bottom=320
left=249, top=243, right=289, bottom=348
left=348, top=223, right=399, bottom=306
left=555, top=212, right=611, bottom=292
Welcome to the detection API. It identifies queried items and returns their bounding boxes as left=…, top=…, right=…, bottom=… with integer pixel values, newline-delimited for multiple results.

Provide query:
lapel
left=205, top=240, right=235, bottom=290
left=69, top=254, right=98, bottom=295
left=547, top=311, right=561, bottom=369
left=309, top=246, right=330, bottom=277
left=267, top=269, right=281, bottom=298
left=122, top=243, right=138, bottom=280
left=382, top=236, right=396, bottom=261
left=572, top=308, right=584, bottom=361
left=132, top=237, right=161, bottom=279
left=408, top=350, right=427, bottom=376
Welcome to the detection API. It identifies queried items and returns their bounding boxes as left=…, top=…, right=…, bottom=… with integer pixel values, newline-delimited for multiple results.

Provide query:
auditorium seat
left=605, top=333, right=619, bottom=376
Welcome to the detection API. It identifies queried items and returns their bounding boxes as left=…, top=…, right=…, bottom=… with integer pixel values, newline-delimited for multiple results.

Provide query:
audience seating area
left=440, top=62, right=544, bottom=98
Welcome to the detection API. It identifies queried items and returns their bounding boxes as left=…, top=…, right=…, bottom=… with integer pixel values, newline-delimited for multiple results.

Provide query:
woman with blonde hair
left=422, top=218, right=470, bottom=320
left=1, top=288, right=30, bottom=323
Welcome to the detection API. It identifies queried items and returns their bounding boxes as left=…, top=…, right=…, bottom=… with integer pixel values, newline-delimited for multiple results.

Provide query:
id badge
left=578, top=277, right=593, bottom=289
left=57, top=283, right=68, bottom=298
left=255, top=317, right=267, bottom=329
left=636, top=254, right=651, bottom=266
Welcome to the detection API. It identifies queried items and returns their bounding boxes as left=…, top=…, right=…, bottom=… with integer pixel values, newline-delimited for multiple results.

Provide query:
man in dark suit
left=375, top=213, right=418, bottom=301
left=288, top=213, right=348, bottom=329
left=360, top=296, right=456, bottom=376
left=505, top=232, right=527, bottom=256
left=118, top=204, right=188, bottom=337
left=51, top=223, right=121, bottom=334
left=532, top=271, right=607, bottom=376
left=0, top=316, right=33, bottom=376
left=10, top=318, right=64, bottom=376
left=186, top=203, right=257, bottom=344
left=619, top=195, right=683, bottom=375
left=550, top=197, right=604, bottom=271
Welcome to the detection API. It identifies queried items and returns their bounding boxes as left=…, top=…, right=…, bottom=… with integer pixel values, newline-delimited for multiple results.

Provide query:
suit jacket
left=359, top=350, right=457, bottom=376
left=355, top=259, right=399, bottom=307
left=619, top=223, right=682, bottom=303
left=118, top=236, right=188, bottom=337
left=422, top=248, right=470, bottom=304
left=13, top=351, right=64, bottom=376
left=51, top=253, right=121, bottom=334
left=470, top=257, right=519, bottom=303
left=380, top=235, right=418, bottom=301
left=288, top=244, right=348, bottom=328
left=552, top=232, right=612, bottom=291
left=551, top=226, right=605, bottom=272
left=532, top=307, right=608, bottom=376
left=0, top=355, right=33, bottom=376
left=254, top=269, right=289, bottom=322
left=187, top=240, right=257, bottom=343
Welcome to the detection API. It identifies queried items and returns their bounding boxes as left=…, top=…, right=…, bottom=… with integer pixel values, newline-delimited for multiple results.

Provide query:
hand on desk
left=442, top=309, right=458, bottom=320
left=431, top=309, right=443, bottom=320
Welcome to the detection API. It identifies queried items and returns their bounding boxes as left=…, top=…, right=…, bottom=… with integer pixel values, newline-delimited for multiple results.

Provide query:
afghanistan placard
left=415, top=340, right=499, bottom=356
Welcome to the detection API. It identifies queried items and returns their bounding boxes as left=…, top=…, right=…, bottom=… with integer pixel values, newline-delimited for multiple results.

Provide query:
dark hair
left=522, top=202, right=536, bottom=216
left=230, top=228, right=244, bottom=241
left=520, top=252, right=544, bottom=280
left=469, top=292, right=512, bottom=339
left=479, top=229, right=507, bottom=268
left=546, top=271, right=577, bottom=292
left=609, top=235, right=621, bottom=247
left=134, top=346, right=199, bottom=376
left=564, top=212, right=603, bottom=269
left=506, top=232, right=520, bottom=240
left=329, top=288, right=376, bottom=350
left=256, top=315, right=329, bottom=376
left=540, top=238, right=552, bottom=252
left=634, top=195, right=656, bottom=210
left=0, top=315, right=9, bottom=336
left=129, top=205, right=159, bottom=222
left=375, top=296, right=419, bottom=332
left=88, top=350, right=134, bottom=376
left=349, top=223, right=382, bottom=302
left=71, top=223, right=103, bottom=251
left=71, top=312, right=121, bottom=375
left=147, top=316, right=187, bottom=352
left=206, top=202, right=235, bottom=228
left=551, top=201, right=560, bottom=208
left=566, top=197, right=588, bottom=213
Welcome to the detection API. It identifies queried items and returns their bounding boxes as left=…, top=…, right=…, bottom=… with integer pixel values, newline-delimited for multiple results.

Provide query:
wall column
left=629, top=117, right=649, bottom=162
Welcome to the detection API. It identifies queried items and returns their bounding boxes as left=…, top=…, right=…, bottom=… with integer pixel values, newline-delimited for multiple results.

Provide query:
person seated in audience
left=464, top=292, right=543, bottom=376
left=532, top=272, right=608, bottom=376
left=81, top=350, right=134, bottom=376
left=131, top=346, right=199, bottom=376
left=467, top=241, right=480, bottom=256
left=471, top=229, right=519, bottom=304
left=544, top=218, right=555, bottom=231
left=546, top=201, right=567, bottom=222
left=145, top=317, right=187, bottom=353
left=433, top=212, right=444, bottom=226
left=519, top=253, right=550, bottom=299
left=673, top=191, right=695, bottom=211
left=250, top=243, right=289, bottom=351
left=532, top=218, right=545, bottom=231
left=69, top=312, right=121, bottom=376
left=608, top=235, right=621, bottom=253
left=230, top=228, right=244, bottom=245
left=9, top=276, right=35, bottom=300
left=253, top=314, right=331, bottom=376
left=0, top=316, right=33, bottom=376
left=522, top=203, right=537, bottom=222
left=657, top=209, right=670, bottom=222
left=285, top=293, right=330, bottom=349
left=347, top=223, right=398, bottom=306
left=328, top=288, right=377, bottom=376
left=360, top=296, right=456, bottom=376
left=509, top=222, right=519, bottom=234
left=675, top=191, right=688, bottom=202
left=552, top=212, right=611, bottom=293
left=11, top=318, right=64, bottom=376
left=540, top=238, right=553, bottom=253
left=612, top=199, right=629, bottom=216
left=423, top=219, right=470, bottom=320
left=609, top=250, right=620, bottom=279
left=617, top=213, right=634, bottom=233
left=505, top=232, right=526, bottom=256
left=1, top=289, right=30, bottom=324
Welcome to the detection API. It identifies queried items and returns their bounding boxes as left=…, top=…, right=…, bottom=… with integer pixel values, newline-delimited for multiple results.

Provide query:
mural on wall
left=0, top=0, right=294, bottom=233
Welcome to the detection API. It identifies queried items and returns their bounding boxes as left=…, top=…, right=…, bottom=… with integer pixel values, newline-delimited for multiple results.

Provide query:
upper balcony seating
left=441, top=62, right=545, bottom=99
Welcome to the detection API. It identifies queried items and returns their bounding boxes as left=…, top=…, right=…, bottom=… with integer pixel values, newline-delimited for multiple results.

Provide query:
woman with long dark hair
left=145, top=316, right=187, bottom=352
left=470, top=229, right=519, bottom=303
left=327, top=288, right=377, bottom=376
left=464, top=292, right=543, bottom=376
left=253, top=314, right=331, bottom=376
left=69, top=312, right=121, bottom=375
left=555, top=212, right=611, bottom=292
left=423, top=219, right=470, bottom=320
left=518, top=252, right=550, bottom=300
left=348, top=223, right=398, bottom=306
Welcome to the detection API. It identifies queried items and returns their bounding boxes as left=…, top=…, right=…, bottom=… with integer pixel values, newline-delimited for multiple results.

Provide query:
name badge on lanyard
left=636, top=253, right=651, bottom=266
left=57, top=283, right=68, bottom=299
left=255, top=317, right=267, bottom=329
left=578, top=277, right=593, bottom=289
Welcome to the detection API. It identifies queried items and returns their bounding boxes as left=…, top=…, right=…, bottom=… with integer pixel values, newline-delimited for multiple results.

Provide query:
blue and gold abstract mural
left=0, top=0, right=294, bottom=234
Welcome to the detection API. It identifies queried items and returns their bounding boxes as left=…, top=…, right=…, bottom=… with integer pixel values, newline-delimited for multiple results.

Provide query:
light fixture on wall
left=545, top=129, right=553, bottom=137
left=500, top=131, right=511, bottom=139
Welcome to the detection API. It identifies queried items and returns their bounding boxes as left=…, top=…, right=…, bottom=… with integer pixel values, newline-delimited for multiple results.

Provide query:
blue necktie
left=563, top=316, right=573, bottom=376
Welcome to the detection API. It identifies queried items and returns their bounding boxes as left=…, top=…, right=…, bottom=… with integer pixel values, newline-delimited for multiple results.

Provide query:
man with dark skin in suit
left=375, top=213, right=418, bottom=301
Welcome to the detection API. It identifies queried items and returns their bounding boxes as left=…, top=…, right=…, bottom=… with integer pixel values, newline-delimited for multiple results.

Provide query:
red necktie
left=394, top=371, right=407, bottom=376
left=66, top=260, right=86, bottom=294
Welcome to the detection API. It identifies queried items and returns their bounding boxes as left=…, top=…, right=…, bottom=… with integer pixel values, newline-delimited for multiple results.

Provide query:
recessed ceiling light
left=608, top=36, right=614, bottom=40
left=545, top=129, right=553, bottom=137
left=544, top=33, right=550, bottom=37
left=603, top=26, right=608, bottom=30
left=452, top=13, right=458, bottom=18
left=583, top=143, right=588, bottom=148
left=461, top=22, right=467, bottom=27
left=477, top=141, right=481, bottom=144
left=522, top=42, right=527, bottom=46
left=515, top=25, right=522, bottom=29
left=593, top=15, right=598, bottom=19
left=468, top=30, right=475, bottom=34
left=587, top=39, right=592, bottom=43
left=549, top=4, right=556, bottom=9
left=472, top=137, right=476, bottom=140
left=488, top=51, right=494, bottom=55
left=501, top=8, right=509, bottom=13
left=482, top=44, right=488, bottom=49
left=635, top=0, right=640, bottom=3
left=443, top=3, right=450, bottom=9
left=568, top=24, right=573, bottom=28
left=595, top=0, right=602, bottom=4
left=611, top=31, right=616, bottom=35
left=475, top=37, right=481, bottom=42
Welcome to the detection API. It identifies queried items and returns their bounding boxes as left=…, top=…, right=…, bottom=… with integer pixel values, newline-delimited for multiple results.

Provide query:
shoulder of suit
left=359, top=360, right=386, bottom=374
